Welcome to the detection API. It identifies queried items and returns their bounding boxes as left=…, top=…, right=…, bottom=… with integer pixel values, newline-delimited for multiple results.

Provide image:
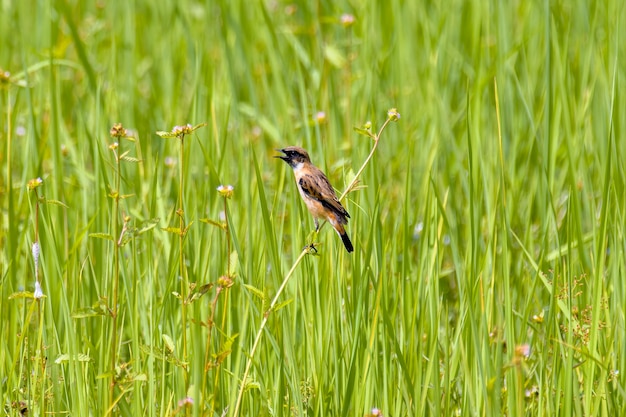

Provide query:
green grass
left=1, top=0, right=625, bottom=416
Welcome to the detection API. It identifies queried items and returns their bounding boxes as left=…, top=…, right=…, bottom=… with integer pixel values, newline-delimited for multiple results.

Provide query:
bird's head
left=275, top=146, right=311, bottom=168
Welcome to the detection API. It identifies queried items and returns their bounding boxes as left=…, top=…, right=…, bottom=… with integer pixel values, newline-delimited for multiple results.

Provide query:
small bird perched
left=276, top=146, right=354, bottom=253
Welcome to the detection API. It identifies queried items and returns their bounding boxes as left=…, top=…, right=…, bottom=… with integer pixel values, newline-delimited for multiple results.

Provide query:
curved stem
left=232, top=246, right=311, bottom=416
left=339, top=116, right=393, bottom=202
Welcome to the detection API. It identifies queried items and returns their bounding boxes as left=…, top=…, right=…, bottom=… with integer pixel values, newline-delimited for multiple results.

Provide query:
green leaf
left=190, top=122, right=208, bottom=132
left=55, top=353, right=91, bottom=364
left=273, top=298, right=293, bottom=312
left=72, top=306, right=108, bottom=318
left=324, top=44, right=346, bottom=68
left=214, top=333, right=238, bottom=365
left=199, top=218, right=227, bottom=230
left=136, top=218, right=160, bottom=234
left=229, top=250, right=239, bottom=276
left=45, top=199, right=69, bottom=208
left=121, top=155, right=141, bottom=163
left=162, top=334, right=175, bottom=353
left=156, top=131, right=178, bottom=138
left=89, top=233, right=114, bottom=241
left=8, top=291, right=35, bottom=300
left=72, top=299, right=109, bottom=318
left=242, top=284, right=265, bottom=300
left=353, top=126, right=375, bottom=138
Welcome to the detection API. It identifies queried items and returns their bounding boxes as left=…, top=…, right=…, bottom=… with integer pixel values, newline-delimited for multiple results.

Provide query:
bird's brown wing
left=299, top=174, right=350, bottom=220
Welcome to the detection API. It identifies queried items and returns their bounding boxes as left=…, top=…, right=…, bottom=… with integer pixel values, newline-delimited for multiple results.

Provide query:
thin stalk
left=203, top=193, right=233, bottom=413
left=225, top=196, right=231, bottom=277
left=109, top=144, right=122, bottom=410
left=232, top=246, right=311, bottom=417
left=179, top=134, right=188, bottom=380
left=339, top=115, right=394, bottom=202
left=32, top=186, right=46, bottom=412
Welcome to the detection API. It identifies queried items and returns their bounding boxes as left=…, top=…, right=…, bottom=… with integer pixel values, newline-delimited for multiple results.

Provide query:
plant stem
left=109, top=146, right=122, bottom=410
left=179, top=134, right=188, bottom=381
left=225, top=196, right=231, bottom=277
left=339, top=117, right=393, bottom=202
left=232, top=246, right=311, bottom=417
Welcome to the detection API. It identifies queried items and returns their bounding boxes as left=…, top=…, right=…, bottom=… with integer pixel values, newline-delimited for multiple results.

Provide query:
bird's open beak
left=274, top=149, right=287, bottom=161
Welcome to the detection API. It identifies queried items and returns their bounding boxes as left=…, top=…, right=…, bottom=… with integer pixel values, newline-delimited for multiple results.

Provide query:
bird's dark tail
left=340, top=232, right=354, bottom=253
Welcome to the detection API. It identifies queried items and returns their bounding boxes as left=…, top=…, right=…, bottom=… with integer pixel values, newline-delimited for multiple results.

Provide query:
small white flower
left=164, top=156, right=177, bottom=168
left=340, top=13, right=355, bottom=27
left=315, top=111, right=327, bottom=124
left=34, top=281, right=44, bottom=299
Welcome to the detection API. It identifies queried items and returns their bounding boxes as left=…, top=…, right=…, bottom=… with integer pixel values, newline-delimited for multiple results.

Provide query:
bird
left=275, top=146, right=354, bottom=253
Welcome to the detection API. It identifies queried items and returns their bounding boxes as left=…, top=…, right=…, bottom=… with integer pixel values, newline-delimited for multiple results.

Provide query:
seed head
left=109, top=123, right=128, bottom=138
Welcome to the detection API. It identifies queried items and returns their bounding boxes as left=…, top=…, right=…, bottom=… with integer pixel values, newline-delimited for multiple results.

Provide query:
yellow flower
left=217, top=185, right=234, bottom=199
left=387, top=108, right=401, bottom=121
left=27, top=177, right=43, bottom=191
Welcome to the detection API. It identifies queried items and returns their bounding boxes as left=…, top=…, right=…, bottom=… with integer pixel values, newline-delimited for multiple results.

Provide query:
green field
left=1, top=0, right=625, bottom=416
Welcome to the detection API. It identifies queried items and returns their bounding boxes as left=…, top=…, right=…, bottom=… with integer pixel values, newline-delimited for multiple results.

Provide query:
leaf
left=229, top=251, right=239, bottom=276
left=324, top=44, right=346, bottom=68
left=156, top=131, right=178, bottom=138
left=199, top=218, right=226, bottom=230
left=121, top=155, right=141, bottom=163
left=89, top=233, right=114, bottom=241
left=136, top=218, right=160, bottom=234
left=273, top=298, right=293, bottom=312
left=191, top=122, right=208, bottom=132
left=140, top=344, right=188, bottom=368
left=55, top=353, right=91, bottom=364
left=353, top=126, right=375, bottom=138
left=213, top=333, right=238, bottom=365
left=8, top=291, right=35, bottom=300
left=242, top=284, right=265, bottom=300
left=182, top=220, right=194, bottom=235
left=162, top=334, right=175, bottom=353
left=72, top=306, right=108, bottom=318
left=243, top=379, right=261, bottom=392
left=72, top=299, right=109, bottom=318
left=45, top=199, right=69, bottom=208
